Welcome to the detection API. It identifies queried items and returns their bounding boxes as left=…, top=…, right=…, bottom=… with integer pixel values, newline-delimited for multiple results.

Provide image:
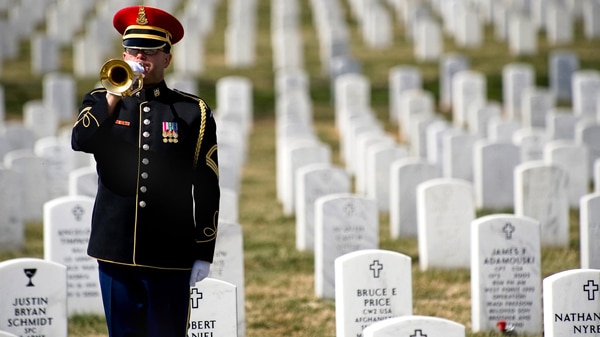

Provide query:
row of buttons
left=139, top=113, right=151, bottom=208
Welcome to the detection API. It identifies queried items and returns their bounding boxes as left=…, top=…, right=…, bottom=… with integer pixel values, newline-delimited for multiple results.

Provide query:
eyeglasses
left=125, top=48, right=164, bottom=56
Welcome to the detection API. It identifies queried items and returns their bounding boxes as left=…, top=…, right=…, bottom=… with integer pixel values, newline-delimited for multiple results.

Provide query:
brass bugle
left=99, top=59, right=143, bottom=97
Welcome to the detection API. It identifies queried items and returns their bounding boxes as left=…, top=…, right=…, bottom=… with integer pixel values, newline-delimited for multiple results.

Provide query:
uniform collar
left=134, top=80, right=168, bottom=100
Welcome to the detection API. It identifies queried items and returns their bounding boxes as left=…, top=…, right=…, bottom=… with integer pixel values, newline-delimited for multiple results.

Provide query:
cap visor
left=123, top=38, right=166, bottom=49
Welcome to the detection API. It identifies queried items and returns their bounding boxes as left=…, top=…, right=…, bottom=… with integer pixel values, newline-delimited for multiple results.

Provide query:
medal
left=162, top=122, right=179, bottom=143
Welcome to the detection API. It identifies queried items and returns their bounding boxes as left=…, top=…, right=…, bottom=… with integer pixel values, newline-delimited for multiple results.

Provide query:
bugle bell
left=99, top=59, right=144, bottom=97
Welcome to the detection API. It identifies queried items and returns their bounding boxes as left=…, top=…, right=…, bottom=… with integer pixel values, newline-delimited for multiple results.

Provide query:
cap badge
left=136, top=7, right=148, bottom=25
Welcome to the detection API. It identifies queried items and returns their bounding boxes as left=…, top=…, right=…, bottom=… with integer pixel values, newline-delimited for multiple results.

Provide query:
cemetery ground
left=1, top=1, right=599, bottom=337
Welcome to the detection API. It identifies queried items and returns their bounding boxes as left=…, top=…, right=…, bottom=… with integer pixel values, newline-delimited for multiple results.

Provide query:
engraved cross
left=410, top=329, right=427, bottom=337
left=503, top=223, right=515, bottom=240
left=583, top=280, right=599, bottom=300
left=370, top=260, right=383, bottom=278
left=191, top=288, right=203, bottom=308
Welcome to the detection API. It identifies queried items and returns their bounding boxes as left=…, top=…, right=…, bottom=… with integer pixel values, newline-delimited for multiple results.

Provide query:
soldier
left=71, top=6, right=220, bottom=337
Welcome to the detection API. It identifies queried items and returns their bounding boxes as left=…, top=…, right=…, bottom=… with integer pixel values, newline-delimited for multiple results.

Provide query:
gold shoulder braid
left=193, top=99, right=207, bottom=170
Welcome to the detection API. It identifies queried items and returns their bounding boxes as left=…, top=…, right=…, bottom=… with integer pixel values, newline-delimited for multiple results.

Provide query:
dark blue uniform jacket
left=72, top=81, right=220, bottom=269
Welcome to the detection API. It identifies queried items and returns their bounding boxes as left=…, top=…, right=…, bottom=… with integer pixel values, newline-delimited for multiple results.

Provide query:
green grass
left=1, top=1, right=599, bottom=336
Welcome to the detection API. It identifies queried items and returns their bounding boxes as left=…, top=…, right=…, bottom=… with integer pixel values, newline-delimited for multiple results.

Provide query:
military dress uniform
left=72, top=81, right=219, bottom=269
left=71, top=6, right=219, bottom=337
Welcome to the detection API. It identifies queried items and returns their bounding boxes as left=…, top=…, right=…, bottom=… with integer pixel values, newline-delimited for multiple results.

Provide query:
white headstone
left=439, top=53, right=469, bottom=111
left=408, top=115, right=439, bottom=158
left=207, top=221, right=245, bottom=337
left=513, top=127, right=548, bottom=163
left=546, top=108, right=578, bottom=141
left=362, top=5, right=393, bottom=48
left=172, top=15, right=204, bottom=76
left=0, top=166, right=23, bottom=251
left=335, top=249, right=412, bottom=337
left=580, top=193, right=600, bottom=269
left=514, top=161, right=569, bottom=247
left=546, top=3, right=574, bottom=45
left=544, top=140, right=589, bottom=207
left=283, top=141, right=331, bottom=215
left=398, top=89, right=435, bottom=140
left=295, top=164, right=351, bottom=252
left=576, top=121, right=600, bottom=181
left=0, top=258, right=67, bottom=337
left=31, top=34, right=59, bottom=75
left=414, top=17, right=442, bottom=62
left=549, top=50, right=579, bottom=103
left=0, top=122, right=36, bottom=153
left=43, top=196, right=103, bottom=316
left=572, top=70, right=600, bottom=120
left=0, top=86, right=5, bottom=125
left=388, top=66, right=422, bottom=123
left=596, top=158, right=600, bottom=193
left=216, top=76, right=253, bottom=132
left=226, top=21, right=256, bottom=67
left=389, top=158, right=441, bottom=238
left=443, top=133, right=480, bottom=182
left=355, top=133, right=395, bottom=194
left=487, top=117, right=522, bottom=143
left=543, top=269, right=600, bottom=337
left=503, top=63, right=535, bottom=121
left=452, top=70, right=486, bottom=128
left=43, top=73, right=76, bottom=124
left=363, top=315, right=466, bottom=337
left=314, top=194, right=379, bottom=299
left=366, top=144, right=409, bottom=212
left=188, top=278, right=238, bottom=337
left=219, top=189, right=239, bottom=224
left=583, top=0, right=600, bottom=39
left=3, top=150, right=48, bottom=223
left=455, top=8, right=482, bottom=48
left=509, top=14, right=537, bottom=56
left=426, top=120, right=453, bottom=165
left=335, top=73, right=371, bottom=132
left=473, top=141, right=521, bottom=210
left=468, top=101, right=502, bottom=137
left=34, top=136, right=77, bottom=199
left=23, top=100, right=59, bottom=141
left=471, top=214, right=542, bottom=334
left=68, top=166, right=98, bottom=198
left=417, top=178, right=475, bottom=270
left=521, top=87, right=555, bottom=129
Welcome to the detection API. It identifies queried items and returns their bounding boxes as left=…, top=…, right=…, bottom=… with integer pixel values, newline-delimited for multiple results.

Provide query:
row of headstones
left=0, top=257, right=239, bottom=337
left=271, top=32, right=600, bottom=337
left=305, top=0, right=600, bottom=70
left=3, top=219, right=598, bottom=337
left=0, top=247, right=600, bottom=337
left=333, top=234, right=600, bottom=337
left=307, top=0, right=362, bottom=79
left=304, top=172, right=600, bottom=290
left=0, top=74, right=253, bottom=337
left=0, top=0, right=264, bottom=77
left=260, top=1, right=596, bottom=336
left=420, top=0, right=599, bottom=47
left=384, top=50, right=598, bottom=138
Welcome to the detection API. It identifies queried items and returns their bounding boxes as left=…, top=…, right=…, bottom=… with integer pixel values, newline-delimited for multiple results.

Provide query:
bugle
left=99, top=59, right=143, bottom=97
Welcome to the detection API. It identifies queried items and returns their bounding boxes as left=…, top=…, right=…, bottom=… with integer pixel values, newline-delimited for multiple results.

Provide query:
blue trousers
left=98, top=261, right=191, bottom=337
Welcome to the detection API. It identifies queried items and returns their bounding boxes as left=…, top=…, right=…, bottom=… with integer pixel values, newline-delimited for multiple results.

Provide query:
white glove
left=189, top=260, right=211, bottom=286
left=125, top=60, right=145, bottom=78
